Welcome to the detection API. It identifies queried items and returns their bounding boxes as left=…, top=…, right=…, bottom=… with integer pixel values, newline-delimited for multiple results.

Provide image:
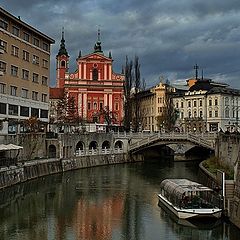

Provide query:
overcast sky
left=1, top=0, right=240, bottom=89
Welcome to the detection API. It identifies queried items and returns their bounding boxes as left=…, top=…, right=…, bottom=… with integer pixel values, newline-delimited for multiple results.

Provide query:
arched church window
left=93, top=68, right=98, bottom=81
left=61, top=60, right=66, bottom=67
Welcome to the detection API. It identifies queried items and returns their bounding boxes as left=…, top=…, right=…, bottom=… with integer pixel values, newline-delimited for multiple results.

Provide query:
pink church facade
left=54, top=31, right=125, bottom=125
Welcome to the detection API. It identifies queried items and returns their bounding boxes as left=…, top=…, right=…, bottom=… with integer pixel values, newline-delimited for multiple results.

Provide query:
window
left=0, top=61, right=6, bottom=73
left=42, top=42, right=49, bottom=51
left=22, top=69, right=29, bottom=80
left=11, top=65, right=18, bottom=76
left=176, top=102, right=179, bottom=108
left=87, top=102, right=91, bottom=110
left=215, top=110, right=218, bottom=117
left=23, top=50, right=29, bottom=61
left=209, top=99, right=212, bottom=106
left=0, top=83, right=6, bottom=94
left=0, top=103, right=6, bottom=114
left=40, top=109, right=48, bottom=118
left=199, top=99, right=202, bottom=107
left=32, top=91, right=38, bottom=101
left=12, top=26, right=20, bottom=36
left=0, top=40, right=7, bottom=52
left=23, top=32, right=30, bottom=42
left=33, top=38, right=39, bottom=47
left=31, top=108, right=39, bottom=117
left=188, top=101, right=191, bottom=107
left=0, top=19, right=8, bottom=30
left=11, top=45, right=19, bottom=57
left=10, top=86, right=17, bottom=96
left=42, top=76, right=48, bottom=85
left=225, top=97, right=229, bottom=106
left=93, top=68, right=98, bottom=81
left=32, top=73, right=39, bottom=83
left=20, top=106, right=29, bottom=117
left=32, top=55, right=39, bottom=65
left=194, top=110, right=197, bottom=117
left=199, top=110, right=203, bottom=118
left=21, top=88, right=28, bottom=98
left=61, top=60, right=65, bottom=67
left=181, top=102, right=183, bottom=108
left=100, top=102, right=103, bottom=110
left=42, top=59, right=48, bottom=68
left=9, top=104, right=18, bottom=115
left=209, top=111, right=212, bottom=118
left=41, top=93, right=47, bottom=102
left=225, top=108, right=229, bottom=118
left=115, top=102, right=119, bottom=111
left=93, top=102, right=97, bottom=110
left=193, top=100, right=197, bottom=107
left=215, top=99, right=218, bottom=105
left=188, top=111, right=191, bottom=118
left=8, top=123, right=17, bottom=134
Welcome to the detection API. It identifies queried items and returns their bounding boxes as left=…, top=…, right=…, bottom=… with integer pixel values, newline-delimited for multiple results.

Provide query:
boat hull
left=158, top=194, right=222, bottom=220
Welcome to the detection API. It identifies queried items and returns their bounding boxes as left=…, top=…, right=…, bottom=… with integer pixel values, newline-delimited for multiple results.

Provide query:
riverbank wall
left=0, top=153, right=139, bottom=190
left=200, top=132, right=240, bottom=228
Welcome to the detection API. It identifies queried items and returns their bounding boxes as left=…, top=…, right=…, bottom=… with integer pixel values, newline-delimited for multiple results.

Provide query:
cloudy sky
left=1, top=0, right=240, bottom=88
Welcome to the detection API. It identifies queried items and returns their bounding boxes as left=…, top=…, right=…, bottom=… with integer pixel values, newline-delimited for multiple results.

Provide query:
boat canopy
left=160, top=179, right=213, bottom=199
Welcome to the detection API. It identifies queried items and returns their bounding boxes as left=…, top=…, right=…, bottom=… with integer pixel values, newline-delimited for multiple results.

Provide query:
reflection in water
left=0, top=159, right=240, bottom=240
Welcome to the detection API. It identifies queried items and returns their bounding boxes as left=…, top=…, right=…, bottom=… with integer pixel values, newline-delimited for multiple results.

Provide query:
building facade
left=0, top=7, right=54, bottom=138
left=52, top=30, right=124, bottom=125
left=173, top=79, right=240, bottom=132
left=138, top=81, right=176, bottom=132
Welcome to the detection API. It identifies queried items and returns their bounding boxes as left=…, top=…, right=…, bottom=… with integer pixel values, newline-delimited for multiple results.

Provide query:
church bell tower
left=56, top=29, right=69, bottom=88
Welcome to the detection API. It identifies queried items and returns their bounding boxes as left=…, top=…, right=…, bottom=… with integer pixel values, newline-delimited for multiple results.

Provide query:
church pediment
left=80, top=53, right=112, bottom=62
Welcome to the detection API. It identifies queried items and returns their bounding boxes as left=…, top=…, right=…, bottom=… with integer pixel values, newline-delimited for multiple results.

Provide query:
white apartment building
left=173, top=79, right=240, bottom=132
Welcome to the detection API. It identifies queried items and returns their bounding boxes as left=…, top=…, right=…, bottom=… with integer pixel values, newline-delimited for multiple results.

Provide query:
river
left=0, top=158, right=240, bottom=240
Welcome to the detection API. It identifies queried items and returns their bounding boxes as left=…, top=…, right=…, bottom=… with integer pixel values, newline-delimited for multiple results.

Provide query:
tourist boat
left=158, top=179, right=222, bottom=219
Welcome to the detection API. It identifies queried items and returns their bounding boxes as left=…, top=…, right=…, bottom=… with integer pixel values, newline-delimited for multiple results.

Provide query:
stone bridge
left=128, top=132, right=217, bottom=160
left=45, top=131, right=217, bottom=160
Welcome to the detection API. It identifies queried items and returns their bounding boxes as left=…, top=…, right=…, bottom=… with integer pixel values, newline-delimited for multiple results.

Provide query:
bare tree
left=19, top=116, right=43, bottom=160
left=156, top=88, right=178, bottom=132
left=123, top=56, right=133, bottom=131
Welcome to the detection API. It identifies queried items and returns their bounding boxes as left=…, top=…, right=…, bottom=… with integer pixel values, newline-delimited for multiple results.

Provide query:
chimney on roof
left=18, top=16, right=21, bottom=20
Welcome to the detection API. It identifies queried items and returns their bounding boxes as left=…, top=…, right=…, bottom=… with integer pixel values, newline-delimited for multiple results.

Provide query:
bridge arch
left=89, top=141, right=98, bottom=150
left=48, top=144, right=57, bottom=158
left=114, top=140, right=123, bottom=149
left=102, top=140, right=111, bottom=149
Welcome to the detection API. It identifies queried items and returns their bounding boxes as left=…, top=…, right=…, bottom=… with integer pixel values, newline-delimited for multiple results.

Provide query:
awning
left=0, top=144, right=23, bottom=151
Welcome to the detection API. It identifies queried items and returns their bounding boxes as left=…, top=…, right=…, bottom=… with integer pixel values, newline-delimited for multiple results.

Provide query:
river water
left=0, top=158, right=240, bottom=240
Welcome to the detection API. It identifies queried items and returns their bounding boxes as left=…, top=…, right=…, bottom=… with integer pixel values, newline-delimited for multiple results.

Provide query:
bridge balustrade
left=74, top=147, right=123, bottom=157
left=129, top=132, right=216, bottom=152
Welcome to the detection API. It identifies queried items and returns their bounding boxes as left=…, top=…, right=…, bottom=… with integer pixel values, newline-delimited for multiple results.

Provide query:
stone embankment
left=0, top=153, right=137, bottom=190
left=200, top=132, right=240, bottom=229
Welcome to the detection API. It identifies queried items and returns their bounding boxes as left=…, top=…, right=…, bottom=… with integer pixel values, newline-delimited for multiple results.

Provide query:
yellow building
left=138, top=82, right=175, bottom=132
left=0, top=7, right=54, bottom=137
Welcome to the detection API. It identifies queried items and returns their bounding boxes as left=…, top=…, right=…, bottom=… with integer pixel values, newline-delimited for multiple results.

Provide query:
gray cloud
left=1, top=0, right=240, bottom=88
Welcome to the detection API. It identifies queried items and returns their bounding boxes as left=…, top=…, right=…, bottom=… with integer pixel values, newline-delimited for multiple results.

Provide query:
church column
left=109, top=65, right=112, bottom=80
left=79, top=63, right=82, bottom=79
left=104, top=64, right=107, bottom=80
left=109, top=94, right=113, bottom=111
left=104, top=94, right=108, bottom=107
left=78, top=93, right=82, bottom=117
left=83, top=63, right=87, bottom=79
left=83, top=93, right=87, bottom=118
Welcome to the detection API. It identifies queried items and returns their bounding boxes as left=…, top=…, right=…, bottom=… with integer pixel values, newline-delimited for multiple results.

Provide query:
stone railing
left=75, top=147, right=124, bottom=157
left=129, top=132, right=216, bottom=152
